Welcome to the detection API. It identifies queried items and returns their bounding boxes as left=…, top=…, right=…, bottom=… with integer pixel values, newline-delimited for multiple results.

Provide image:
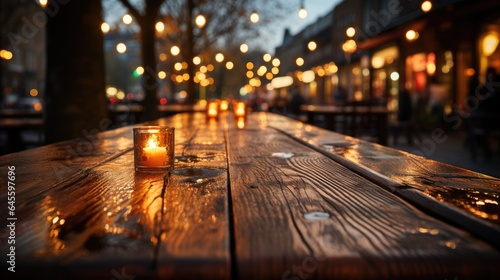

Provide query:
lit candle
left=220, top=100, right=229, bottom=111
left=234, top=102, right=246, bottom=117
left=142, top=135, right=167, bottom=166
left=207, top=101, right=219, bottom=118
left=133, top=126, right=175, bottom=172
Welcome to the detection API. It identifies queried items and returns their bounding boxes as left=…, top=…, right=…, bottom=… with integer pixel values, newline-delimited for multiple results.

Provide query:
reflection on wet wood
left=0, top=113, right=229, bottom=279
left=1, top=112, right=499, bottom=279
left=266, top=113, right=500, bottom=247
left=226, top=116, right=500, bottom=279
left=157, top=116, right=230, bottom=280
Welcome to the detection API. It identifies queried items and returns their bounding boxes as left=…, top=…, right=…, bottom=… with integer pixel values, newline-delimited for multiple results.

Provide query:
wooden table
left=1, top=112, right=499, bottom=279
left=300, top=105, right=393, bottom=145
left=158, top=104, right=206, bottom=117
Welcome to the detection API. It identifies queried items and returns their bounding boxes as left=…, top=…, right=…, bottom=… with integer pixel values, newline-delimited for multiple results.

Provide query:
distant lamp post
left=406, top=30, right=419, bottom=42
left=240, top=44, right=249, bottom=53
left=482, top=33, right=499, bottom=56
left=307, top=41, right=317, bottom=51
left=101, top=22, right=110, bottom=34
left=421, top=1, right=432, bottom=13
left=195, top=14, right=206, bottom=28
left=298, top=0, right=307, bottom=19
left=116, top=42, right=127, bottom=54
left=250, top=11, right=259, bottom=23
left=122, top=14, right=133, bottom=25
left=346, top=27, right=356, bottom=38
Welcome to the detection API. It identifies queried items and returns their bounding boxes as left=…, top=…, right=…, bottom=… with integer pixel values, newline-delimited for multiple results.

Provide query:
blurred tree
left=161, top=0, right=289, bottom=103
left=115, top=0, right=290, bottom=116
left=105, top=48, right=132, bottom=92
left=45, top=0, right=108, bottom=143
left=117, top=0, right=164, bottom=121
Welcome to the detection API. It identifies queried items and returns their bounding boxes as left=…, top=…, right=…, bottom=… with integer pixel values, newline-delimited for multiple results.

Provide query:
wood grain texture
left=226, top=115, right=500, bottom=279
left=157, top=115, right=230, bottom=280
left=0, top=113, right=230, bottom=279
left=2, top=111, right=500, bottom=279
left=265, top=113, right=500, bottom=230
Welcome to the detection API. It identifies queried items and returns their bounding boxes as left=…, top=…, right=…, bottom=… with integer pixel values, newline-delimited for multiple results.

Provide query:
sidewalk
left=388, top=130, right=500, bottom=178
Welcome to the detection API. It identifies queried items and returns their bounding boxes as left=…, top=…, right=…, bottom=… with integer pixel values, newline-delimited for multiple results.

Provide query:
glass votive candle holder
left=206, top=101, right=219, bottom=119
left=220, top=100, right=229, bottom=112
left=234, top=101, right=246, bottom=118
left=133, top=126, right=175, bottom=172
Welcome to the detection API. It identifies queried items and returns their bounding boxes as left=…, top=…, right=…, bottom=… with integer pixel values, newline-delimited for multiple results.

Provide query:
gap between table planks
left=226, top=113, right=500, bottom=279
left=0, top=113, right=230, bottom=279
left=263, top=113, right=500, bottom=251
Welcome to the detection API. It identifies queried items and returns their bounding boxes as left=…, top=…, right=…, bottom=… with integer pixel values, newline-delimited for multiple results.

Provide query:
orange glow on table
left=237, top=117, right=246, bottom=129
left=207, top=102, right=219, bottom=118
left=234, top=102, right=246, bottom=117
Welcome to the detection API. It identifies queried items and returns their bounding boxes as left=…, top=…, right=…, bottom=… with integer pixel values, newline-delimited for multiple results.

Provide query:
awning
left=357, top=19, right=428, bottom=51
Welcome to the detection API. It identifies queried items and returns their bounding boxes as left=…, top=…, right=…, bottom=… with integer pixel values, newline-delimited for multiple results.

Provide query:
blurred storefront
left=273, top=0, right=500, bottom=123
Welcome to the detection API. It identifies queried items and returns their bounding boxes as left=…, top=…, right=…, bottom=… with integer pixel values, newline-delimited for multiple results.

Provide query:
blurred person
left=397, top=89, right=413, bottom=122
left=482, top=67, right=500, bottom=112
left=467, top=67, right=500, bottom=160
left=288, top=84, right=304, bottom=119
left=393, top=89, right=421, bottom=145
left=426, top=77, right=448, bottom=126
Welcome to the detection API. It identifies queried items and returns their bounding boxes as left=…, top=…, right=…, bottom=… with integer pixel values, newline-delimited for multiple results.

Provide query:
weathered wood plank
left=226, top=115, right=500, bottom=279
left=265, top=113, right=500, bottom=231
left=157, top=115, right=230, bottom=280
left=0, top=124, right=134, bottom=204
left=0, top=113, right=203, bottom=204
left=0, top=113, right=230, bottom=279
left=1, top=151, right=161, bottom=279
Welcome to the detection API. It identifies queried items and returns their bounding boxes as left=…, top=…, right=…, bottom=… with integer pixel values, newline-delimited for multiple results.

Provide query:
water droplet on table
left=304, top=212, right=330, bottom=220
left=272, top=152, right=294, bottom=159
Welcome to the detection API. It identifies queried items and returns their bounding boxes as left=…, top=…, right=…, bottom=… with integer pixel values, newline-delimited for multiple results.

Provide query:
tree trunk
left=185, top=0, right=197, bottom=104
left=139, top=15, right=160, bottom=121
left=45, top=0, right=107, bottom=143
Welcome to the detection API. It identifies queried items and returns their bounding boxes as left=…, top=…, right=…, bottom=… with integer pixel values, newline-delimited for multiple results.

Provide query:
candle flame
left=220, top=101, right=229, bottom=111
left=235, top=107, right=245, bottom=116
left=236, top=102, right=245, bottom=109
left=208, top=108, right=218, bottom=116
left=147, top=135, right=158, bottom=148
